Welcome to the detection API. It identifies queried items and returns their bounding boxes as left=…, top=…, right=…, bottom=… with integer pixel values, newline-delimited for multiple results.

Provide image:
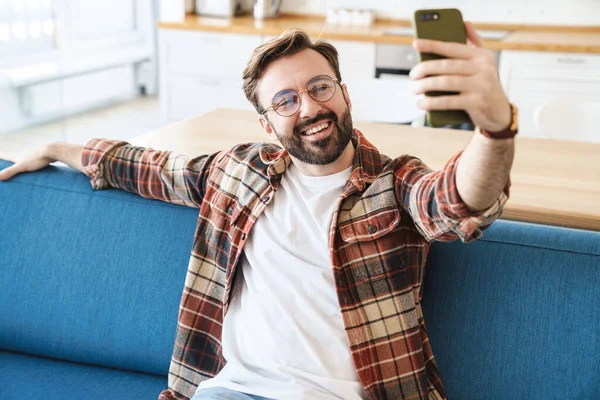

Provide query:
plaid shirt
left=82, top=129, right=507, bottom=400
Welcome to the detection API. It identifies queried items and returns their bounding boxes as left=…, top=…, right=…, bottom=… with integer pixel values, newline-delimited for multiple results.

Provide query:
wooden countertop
left=158, top=14, right=600, bottom=54
left=133, top=108, right=600, bottom=232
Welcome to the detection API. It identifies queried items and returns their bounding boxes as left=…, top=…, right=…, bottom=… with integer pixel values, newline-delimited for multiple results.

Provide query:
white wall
left=281, top=0, right=600, bottom=25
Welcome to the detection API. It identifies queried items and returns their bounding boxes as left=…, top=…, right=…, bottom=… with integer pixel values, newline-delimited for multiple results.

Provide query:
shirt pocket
left=339, top=207, right=401, bottom=244
left=338, top=207, right=412, bottom=285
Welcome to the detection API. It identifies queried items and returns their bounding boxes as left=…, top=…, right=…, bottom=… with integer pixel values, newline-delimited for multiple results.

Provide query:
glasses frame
left=260, top=75, right=341, bottom=118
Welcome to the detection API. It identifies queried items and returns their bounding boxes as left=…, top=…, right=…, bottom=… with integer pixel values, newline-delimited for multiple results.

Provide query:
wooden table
left=133, top=108, right=600, bottom=232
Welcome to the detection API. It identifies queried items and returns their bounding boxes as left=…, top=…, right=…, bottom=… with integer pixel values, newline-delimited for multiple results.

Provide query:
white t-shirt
left=196, top=163, right=366, bottom=400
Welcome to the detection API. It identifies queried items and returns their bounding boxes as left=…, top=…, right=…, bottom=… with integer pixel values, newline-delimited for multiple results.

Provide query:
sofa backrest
left=0, top=160, right=197, bottom=376
left=423, top=219, right=600, bottom=399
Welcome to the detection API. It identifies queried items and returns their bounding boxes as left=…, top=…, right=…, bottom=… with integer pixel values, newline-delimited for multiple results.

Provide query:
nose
left=297, top=90, right=324, bottom=120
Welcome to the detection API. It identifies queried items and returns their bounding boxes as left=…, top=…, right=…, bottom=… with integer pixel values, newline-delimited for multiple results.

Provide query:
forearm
left=81, top=138, right=216, bottom=207
left=455, top=132, right=514, bottom=212
left=45, top=142, right=85, bottom=173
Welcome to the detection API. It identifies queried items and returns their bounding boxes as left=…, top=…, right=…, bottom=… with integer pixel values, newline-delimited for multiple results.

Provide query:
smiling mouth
left=301, top=121, right=331, bottom=136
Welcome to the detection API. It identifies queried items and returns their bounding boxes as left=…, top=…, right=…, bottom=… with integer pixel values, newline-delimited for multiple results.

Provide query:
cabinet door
left=329, top=40, right=402, bottom=123
left=159, top=30, right=262, bottom=121
left=509, top=80, right=600, bottom=137
left=349, top=77, right=422, bottom=124
left=166, top=75, right=253, bottom=122
left=329, top=40, right=376, bottom=82
left=160, top=30, right=262, bottom=78
left=499, top=50, right=600, bottom=138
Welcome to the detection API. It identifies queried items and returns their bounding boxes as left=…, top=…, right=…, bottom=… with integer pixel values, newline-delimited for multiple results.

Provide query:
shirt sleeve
left=395, top=151, right=509, bottom=243
left=81, top=138, right=223, bottom=208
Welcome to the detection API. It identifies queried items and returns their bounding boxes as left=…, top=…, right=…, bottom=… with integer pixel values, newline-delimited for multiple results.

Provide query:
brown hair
left=242, top=28, right=342, bottom=113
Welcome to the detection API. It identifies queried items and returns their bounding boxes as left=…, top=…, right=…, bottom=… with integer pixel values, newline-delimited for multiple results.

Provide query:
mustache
left=294, top=111, right=338, bottom=134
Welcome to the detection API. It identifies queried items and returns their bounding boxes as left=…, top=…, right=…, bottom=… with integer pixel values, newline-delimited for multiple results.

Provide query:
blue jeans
left=192, top=387, right=272, bottom=400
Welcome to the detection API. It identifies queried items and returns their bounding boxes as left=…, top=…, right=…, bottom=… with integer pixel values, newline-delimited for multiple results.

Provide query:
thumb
left=0, top=165, right=22, bottom=181
left=465, top=21, right=485, bottom=48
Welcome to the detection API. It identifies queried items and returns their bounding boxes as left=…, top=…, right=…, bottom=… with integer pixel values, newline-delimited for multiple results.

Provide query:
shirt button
left=263, top=196, right=271, bottom=203
left=368, top=225, right=377, bottom=234
left=226, top=206, right=233, bottom=215
left=241, top=233, right=246, bottom=240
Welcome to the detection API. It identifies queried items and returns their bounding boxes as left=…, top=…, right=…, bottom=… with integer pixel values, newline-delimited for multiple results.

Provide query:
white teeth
left=304, top=122, right=329, bottom=136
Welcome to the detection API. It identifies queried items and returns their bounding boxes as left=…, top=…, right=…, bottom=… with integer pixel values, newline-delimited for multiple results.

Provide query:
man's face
left=256, top=49, right=354, bottom=166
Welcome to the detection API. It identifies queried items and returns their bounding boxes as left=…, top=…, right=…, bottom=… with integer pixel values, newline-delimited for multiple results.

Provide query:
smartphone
left=413, top=8, right=472, bottom=128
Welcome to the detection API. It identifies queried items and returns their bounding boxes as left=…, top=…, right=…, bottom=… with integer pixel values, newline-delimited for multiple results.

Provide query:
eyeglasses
left=261, top=75, right=340, bottom=117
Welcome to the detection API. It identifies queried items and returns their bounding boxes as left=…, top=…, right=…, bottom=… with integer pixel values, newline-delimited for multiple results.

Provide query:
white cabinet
left=160, top=29, right=600, bottom=135
left=329, top=40, right=378, bottom=123
left=158, top=29, right=262, bottom=122
left=332, top=40, right=422, bottom=124
left=159, top=32, right=420, bottom=125
left=159, top=32, right=400, bottom=124
left=332, top=40, right=376, bottom=82
left=166, top=75, right=250, bottom=121
left=499, top=50, right=600, bottom=138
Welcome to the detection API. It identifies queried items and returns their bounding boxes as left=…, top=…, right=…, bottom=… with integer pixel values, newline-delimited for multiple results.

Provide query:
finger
left=413, top=38, right=475, bottom=60
left=412, top=75, right=471, bottom=95
left=0, top=165, right=22, bottom=181
left=417, top=94, right=470, bottom=111
left=465, top=21, right=485, bottom=48
left=410, top=59, right=478, bottom=79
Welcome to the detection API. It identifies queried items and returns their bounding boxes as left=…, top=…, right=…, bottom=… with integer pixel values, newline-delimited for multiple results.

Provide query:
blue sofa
left=1, top=159, right=599, bottom=400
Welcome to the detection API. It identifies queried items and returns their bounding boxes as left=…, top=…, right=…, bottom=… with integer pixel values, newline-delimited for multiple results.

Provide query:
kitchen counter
left=133, top=108, right=600, bottom=232
left=157, top=14, right=600, bottom=54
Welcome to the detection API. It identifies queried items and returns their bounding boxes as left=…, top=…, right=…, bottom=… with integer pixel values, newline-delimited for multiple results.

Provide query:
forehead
left=257, top=48, right=336, bottom=104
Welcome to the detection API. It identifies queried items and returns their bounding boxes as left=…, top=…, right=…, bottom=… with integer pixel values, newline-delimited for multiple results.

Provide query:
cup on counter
left=355, top=9, right=374, bottom=26
left=326, top=8, right=374, bottom=26
left=185, top=0, right=195, bottom=13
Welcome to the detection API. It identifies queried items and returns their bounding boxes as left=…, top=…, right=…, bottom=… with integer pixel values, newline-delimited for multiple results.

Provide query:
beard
left=272, top=108, right=354, bottom=166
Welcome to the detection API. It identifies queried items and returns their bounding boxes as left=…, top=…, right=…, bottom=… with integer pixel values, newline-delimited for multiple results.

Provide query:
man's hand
left=410, top=21, right=512, bottom=132
left=0, top=142, right=84, bottom=181
left=0, top=147, right=56, bottom=181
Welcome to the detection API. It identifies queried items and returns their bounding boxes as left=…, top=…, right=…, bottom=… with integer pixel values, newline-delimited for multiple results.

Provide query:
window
left=0, top=0, right=56, bottom=56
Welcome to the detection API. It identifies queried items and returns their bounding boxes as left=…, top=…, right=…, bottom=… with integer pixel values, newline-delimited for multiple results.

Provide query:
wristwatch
left=480, top=103, right=519, bottom=139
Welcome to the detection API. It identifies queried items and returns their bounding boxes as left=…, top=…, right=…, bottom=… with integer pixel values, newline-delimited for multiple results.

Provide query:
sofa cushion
left=0, top=350, right=166, bottom=400
left=423, top=220, right=600, bottom=399
left=0, top=161, right=198, bottom=376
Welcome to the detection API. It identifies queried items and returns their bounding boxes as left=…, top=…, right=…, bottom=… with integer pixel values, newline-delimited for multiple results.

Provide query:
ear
left=341, top=83, right=352, bottom=112
left=258, top=115, right=277, bottom=140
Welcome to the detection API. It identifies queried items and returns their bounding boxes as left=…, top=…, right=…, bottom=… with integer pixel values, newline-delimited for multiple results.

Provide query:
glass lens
left=272, top=89, right=300, bottom=116
left=269, top=76, right=337, bottom=117
left=308, top=76, right=336, bottom=102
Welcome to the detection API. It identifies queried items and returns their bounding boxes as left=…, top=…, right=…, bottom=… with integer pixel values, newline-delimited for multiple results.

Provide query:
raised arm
left=409, top=22, right=517, bottom=233
left=455, top=132, right=514, bottom=212
left=394, top=150, right=509, bottom=243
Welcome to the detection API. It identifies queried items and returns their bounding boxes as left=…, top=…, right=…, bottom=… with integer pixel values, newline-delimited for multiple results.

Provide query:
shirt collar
left=259, top=143, right=291, bottom=177
left=347, top=129, right=383, bottom=192
left=258, top=129, right=384, bottom=192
